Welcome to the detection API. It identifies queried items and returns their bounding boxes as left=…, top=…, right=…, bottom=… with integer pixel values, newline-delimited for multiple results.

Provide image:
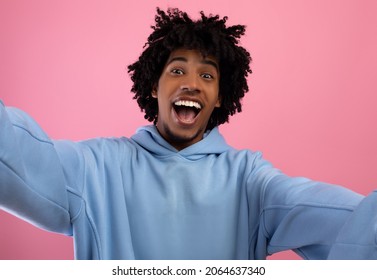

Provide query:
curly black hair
left=128, top=7, right=252, bottom=130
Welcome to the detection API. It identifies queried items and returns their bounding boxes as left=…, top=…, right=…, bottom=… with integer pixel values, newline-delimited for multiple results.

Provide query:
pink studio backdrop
left=1, top=0, right=377, bottom=260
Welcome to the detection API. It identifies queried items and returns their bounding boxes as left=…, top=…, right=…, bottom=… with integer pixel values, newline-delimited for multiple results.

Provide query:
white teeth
left=174, top=100, right=201, bottom=110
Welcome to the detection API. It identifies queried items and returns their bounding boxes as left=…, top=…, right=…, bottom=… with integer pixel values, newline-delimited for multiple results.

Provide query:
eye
left=201, top=73, right=214, bottom=80
left=171, top=68, right=184, bottom=75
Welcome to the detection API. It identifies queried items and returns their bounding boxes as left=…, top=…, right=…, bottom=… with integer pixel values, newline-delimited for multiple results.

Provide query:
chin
left=162, top=123, right=204, bottom=149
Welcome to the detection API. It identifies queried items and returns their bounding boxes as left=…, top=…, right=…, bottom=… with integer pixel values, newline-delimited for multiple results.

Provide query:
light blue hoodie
left=0, top=102, right=375, bottom=259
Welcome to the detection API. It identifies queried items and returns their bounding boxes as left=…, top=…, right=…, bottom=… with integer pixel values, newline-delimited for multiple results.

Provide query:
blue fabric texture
left=1, top=102, right=375, bottom=259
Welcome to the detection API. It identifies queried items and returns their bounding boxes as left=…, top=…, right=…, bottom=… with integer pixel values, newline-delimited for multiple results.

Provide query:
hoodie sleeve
left=327, top=190, right=377, bottom=259
left=247, top=152, right=367, bottom=259
left=0, top=102, right=72, bottom=234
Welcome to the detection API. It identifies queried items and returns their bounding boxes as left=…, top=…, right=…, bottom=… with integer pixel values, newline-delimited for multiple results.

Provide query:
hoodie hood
left=130, top=125, right=231, bottom=160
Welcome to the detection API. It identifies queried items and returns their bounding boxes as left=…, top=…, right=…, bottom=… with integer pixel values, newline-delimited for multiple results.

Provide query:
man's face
left=152, top=48, right=221, bottom=150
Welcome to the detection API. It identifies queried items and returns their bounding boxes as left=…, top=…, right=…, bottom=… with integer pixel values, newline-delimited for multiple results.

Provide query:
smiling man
left=1, top=8, right=377, bottom=260
left=127, top=8, right=251, bottom=152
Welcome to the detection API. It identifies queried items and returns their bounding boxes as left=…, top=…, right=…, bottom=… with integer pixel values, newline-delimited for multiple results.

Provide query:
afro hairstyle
left=128, top=7, right=252, bottom=130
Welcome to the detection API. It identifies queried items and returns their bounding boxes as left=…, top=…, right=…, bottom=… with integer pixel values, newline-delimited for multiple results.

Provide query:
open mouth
left=173, top=100, right=202, bottom=124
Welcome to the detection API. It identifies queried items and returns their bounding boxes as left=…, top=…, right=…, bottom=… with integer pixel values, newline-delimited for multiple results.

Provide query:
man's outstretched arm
left=0, top=101, right=71, bottom=234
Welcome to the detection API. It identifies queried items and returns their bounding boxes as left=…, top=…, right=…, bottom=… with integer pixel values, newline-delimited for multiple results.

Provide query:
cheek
left=155, top=91, right=171, bottom=114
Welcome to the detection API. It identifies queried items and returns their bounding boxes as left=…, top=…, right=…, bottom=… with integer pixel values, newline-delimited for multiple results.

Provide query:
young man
left=0, top=8, right=376, bottom=260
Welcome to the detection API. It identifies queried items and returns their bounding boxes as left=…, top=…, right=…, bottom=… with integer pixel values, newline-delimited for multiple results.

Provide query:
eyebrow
left=166, top=56, right=219, bottom=72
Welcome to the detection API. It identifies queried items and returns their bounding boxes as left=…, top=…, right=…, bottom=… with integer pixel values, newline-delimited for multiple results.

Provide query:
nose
left=180, top=73, right=200, bottom=93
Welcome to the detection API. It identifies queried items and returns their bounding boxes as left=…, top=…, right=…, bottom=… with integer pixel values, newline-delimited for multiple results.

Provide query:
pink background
left=1, top=0, right=377, bottom=260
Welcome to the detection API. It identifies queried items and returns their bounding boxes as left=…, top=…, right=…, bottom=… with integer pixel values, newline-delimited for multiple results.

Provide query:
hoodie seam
left=0, top=159, right=70, bottom=214
left=79, top=150, right=102, bottom=259
left=12, top=123, right=52, bottom=145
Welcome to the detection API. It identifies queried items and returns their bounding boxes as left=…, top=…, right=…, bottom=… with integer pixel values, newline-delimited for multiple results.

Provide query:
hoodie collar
left=131, top=125, right=231, bottom=160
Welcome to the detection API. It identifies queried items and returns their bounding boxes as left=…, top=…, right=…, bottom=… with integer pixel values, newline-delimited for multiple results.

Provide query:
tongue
left=176, top=107, right=197, bottom=123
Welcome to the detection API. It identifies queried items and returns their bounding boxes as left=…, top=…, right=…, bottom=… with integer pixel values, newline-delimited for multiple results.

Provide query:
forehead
left=166, top=48, right=219, bottom=70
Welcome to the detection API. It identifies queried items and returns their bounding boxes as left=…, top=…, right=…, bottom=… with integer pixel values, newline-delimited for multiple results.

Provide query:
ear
left=151, top=85, right=158, bottom=98
left=215, top=93, right=221, bottom=108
